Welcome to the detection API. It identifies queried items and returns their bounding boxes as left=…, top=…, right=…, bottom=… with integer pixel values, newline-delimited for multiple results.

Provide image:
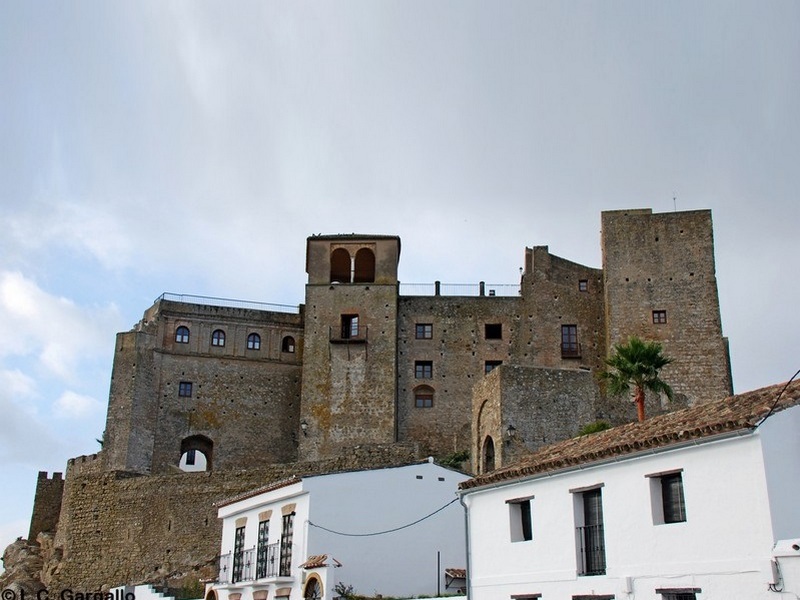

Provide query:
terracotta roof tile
left=300, top=554, right=342, bottom=569
left=460, top=379, right=800, bottom=491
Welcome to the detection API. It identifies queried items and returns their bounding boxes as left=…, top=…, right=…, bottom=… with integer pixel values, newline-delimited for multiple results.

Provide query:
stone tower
left=602, top=209, right=733, bottom=405
left=299, top=235, right=402, bottom=460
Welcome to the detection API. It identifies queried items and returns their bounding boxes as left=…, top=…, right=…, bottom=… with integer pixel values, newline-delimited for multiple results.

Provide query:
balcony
left=577, top=524, right=606, bottom=576
left=219, top=543, right=287, bottom=584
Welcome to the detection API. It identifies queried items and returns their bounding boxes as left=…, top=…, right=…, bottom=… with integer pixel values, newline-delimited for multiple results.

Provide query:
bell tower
left=299, top=234, right=401, bottom=460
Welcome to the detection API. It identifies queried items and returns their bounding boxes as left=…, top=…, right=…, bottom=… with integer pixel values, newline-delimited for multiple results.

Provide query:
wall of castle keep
left=50, top=445, right=421, bottom=591
left=28, top=472, right=64, bottom=541
left=601, top=209, right=733, bottom=404
left=397, top=295, right=519, bottom=457
left=103, top=300, right=304, bottom=474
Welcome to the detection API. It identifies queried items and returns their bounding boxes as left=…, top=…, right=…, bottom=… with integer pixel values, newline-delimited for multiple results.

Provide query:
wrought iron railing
left=219, top=543, right=286, bottom=584
left=561, top=342, right=582, bottom=358
left=577, top=524, right=606, bottom=576
left=400, top=282, right=520, bottom=297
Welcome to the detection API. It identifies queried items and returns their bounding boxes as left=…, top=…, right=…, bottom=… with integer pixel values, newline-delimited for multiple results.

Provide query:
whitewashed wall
left=463, top=423, right=794, bottom=599
left=760, top=405, right=800, bottom=541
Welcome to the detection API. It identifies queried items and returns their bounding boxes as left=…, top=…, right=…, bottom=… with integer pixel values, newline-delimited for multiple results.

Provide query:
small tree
left=601, top=336, right=674, bottom=422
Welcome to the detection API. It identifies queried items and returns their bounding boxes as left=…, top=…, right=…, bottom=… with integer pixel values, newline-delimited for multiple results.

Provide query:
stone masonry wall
left=50, top=444, right=421, bottom=591
left=28, top=472, right=64, bottom=541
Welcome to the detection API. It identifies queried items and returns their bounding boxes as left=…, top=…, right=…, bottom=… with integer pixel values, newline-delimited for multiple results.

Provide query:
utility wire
left=753, top=368, right=800, bottom=429
left=308, top=497, right=460, bottom=537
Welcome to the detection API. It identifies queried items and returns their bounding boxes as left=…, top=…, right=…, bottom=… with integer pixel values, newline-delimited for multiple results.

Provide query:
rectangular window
left=656, top=589, right=700, bottom=600
left=415, top=360, right=433, bottom=379
left=485, top=360, right=502, bottom=374
left=279, top=513, right=294, bottom=577
left=579, top=279, right=588, bottom=292
left=508, top=497, right=533, bottom=542
left=653, top=310, right=667, bottom=324
left=341, top=314, right=359, bottom=339
left=178, top=381, right=193, bottom=397
left=576, top=488, right=606, bottom=576
left=485, top=323, right=503, bottom=339
left=415, top=323, right=433, bottom=339
left=256, top=520, right=274, bottom=579
left=561, top=325, right=580, bottom=358
left=648, top=470, right=687, bottom=524
left=185, top=449, right=196, bottom=465
left=415, top=392, right=433, bottom=408
left=232, top=525, right=245, bottom=583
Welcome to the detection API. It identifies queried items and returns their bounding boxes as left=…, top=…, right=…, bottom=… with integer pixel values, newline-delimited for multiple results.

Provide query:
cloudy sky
left=1, top=1, right=798, bottom=558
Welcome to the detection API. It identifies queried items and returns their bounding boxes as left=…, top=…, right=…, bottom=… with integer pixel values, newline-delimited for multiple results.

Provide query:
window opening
left=485, top=360, right=502, bottom=374
left=175, top=326, right=190, bottom=344
left=341, top=314, right=359, bottom=339
left=414, top=386, right=434, bottom=408
left=577, top=488, right=606, bottom=576
left=353, top=247, right=376, bottom=283
left=256, top=520, right=274, bottom=579
left=485, top=323, right=502, bottom=339
left=247, top=333, right=261, bottom=350
left=653, top=310, right=667, bottom=324
left=656, top=589, right=700, bottom=600
left=232, top=525, right=245, bottom=583
left=180, top=435, right=213, bottom=472
left=561, top=324, right=580, bottom=358
left=330, top=248, right=351, bottom=283
left=178, top=381, right=193, bottom=398
left=579, top=280, right=588, bottom=292
left=416, top=323, right=433, bottom=339
left=279, top=513, right=294, bottom=577
left=282, top=336, right=295, bottom=353
left=509, top=498, right=533, bottom=542
left=415, top=360, right=433, bottom=379
left=212, top=329, right=226, bottom=347
left=661, top=473, right=686, bottom=523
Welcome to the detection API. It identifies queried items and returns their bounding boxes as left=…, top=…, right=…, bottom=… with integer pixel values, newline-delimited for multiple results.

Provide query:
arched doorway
left=179, top=435, right=214, bottom=472
left=303, top=575, right=322, bottom=599
left=482, top=435, right=495, bottom=473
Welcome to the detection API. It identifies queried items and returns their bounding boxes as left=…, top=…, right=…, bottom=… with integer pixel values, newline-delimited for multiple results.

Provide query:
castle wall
left=50, top=445, right=421, bottom=591
left=397, top=295, right=520, bottom=458
left=602, top=209, right=733, bottom=405
left=103, top=300, right=304, bottom=474
left=28, top=472, right=64, bottom=541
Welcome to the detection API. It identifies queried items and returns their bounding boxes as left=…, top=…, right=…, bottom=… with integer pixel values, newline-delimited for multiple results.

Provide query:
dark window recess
left=282, top=336, right=295, bottom=353
left=561, top=324, right=581, bottom=358
left=415, top=361, right=433, bottom=379
left=509, top=499, right=533, bottom=542
left=485, top=323, right=502, bottom=339
left=653, top=310, right=667, bottom=324
left=185, top=449, right=196, bottom=465
left=178, top=381, right=193, bottom=398
left=414, top=386, right=434, bottom=408
left=279, top=513, right=294, bottom=577
left=247, top=333, right=261, bottom=350
left=415, top=323, right=433, bottom=339
left=256, top=520, right=276, bottom=579
left=662, top=473, right=687, bottom=523
left=485, top=360, right=502, bottom=374
left=578, top=488, right=606, bottom=576
left=232, top=526, right=245, bottom=583
left=341, top=314, right=359, bottom=339
left=579, top=279, right=588, bottom=292
left=212, top=329, right=226, bottom=347
left=656, top=590, right=700, bottom=600
left=175, top=326, right=190, bottom=344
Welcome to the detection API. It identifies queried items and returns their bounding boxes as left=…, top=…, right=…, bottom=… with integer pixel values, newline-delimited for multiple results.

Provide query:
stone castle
left=11, top=208, right=733, bottom=592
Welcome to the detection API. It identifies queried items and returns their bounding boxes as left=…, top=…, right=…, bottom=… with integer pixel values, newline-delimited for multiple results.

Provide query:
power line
left=308, top=497, right=460, bottom=537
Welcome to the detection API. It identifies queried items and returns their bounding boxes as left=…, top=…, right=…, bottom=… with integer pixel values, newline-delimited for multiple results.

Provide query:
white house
left=207, top=459, right=469, bottom=600
left=459, top=379, right=800, bottom=600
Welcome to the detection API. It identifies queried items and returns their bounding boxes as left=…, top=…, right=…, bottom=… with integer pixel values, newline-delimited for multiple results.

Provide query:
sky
left=1, top=1, right=799, bottom=561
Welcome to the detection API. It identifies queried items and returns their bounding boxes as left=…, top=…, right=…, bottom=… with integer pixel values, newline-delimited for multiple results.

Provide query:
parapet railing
left=399, top=282, right=520, bottom=297
left=156, top=292, right=300, bottom=314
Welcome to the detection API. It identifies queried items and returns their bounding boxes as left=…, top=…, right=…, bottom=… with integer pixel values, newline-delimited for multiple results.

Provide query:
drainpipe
left=458, top=492, right=472, bottom=599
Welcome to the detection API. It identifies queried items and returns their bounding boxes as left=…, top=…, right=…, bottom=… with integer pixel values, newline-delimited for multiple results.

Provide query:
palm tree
left=601, top=336, right=674, bottom=422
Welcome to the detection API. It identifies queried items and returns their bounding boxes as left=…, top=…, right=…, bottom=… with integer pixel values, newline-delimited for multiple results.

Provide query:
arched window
left=330, top=248, right=351, bottom=283
left=414, top=385, right=434, bottom=408
left=482, top=435, right=495, bottom=473
left=211, top=329, right=226, bottom=347
left=303, top=576, right=322, bottom=599
left=353, top=248, right=376, bottom=283
left=179, top=435, right=213, bottom=472
left=247, top=333, right=261, bottom=350
left=282, top=336, right=295, bottom=353
left=175, top=326, right=190, bottom=344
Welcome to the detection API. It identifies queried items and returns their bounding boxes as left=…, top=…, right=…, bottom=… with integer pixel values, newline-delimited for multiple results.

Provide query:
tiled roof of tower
left=460, top=379, right=800, bottom=491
